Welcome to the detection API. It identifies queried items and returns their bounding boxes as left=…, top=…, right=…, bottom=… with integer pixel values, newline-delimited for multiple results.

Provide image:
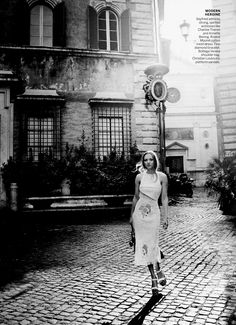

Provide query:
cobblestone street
left=0, top=188, right=236, bottom=325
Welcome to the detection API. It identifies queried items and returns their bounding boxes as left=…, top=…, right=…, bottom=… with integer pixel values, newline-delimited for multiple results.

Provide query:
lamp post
left=179, top=20, right=190, bottom=42
left=143, top=64, right=168, bottom=171
left=143, top=64, right=181, bottom=172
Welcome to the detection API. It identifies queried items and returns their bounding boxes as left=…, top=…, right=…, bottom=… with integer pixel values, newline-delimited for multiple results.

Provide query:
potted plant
left=1, top=141, right=141, bottom=209
left=95, top=146, right=140, bottom=206
left=205, top=155, right=236, bottom=215
left=1, top=157, right=20, bottom=211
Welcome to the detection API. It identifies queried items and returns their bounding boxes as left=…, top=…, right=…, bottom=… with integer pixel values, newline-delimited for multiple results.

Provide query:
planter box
left=221, top=198, right=236, bottom=216
left=228, top=199, right=236, bottom=215
left=103, top=195, right=132, bottom=207
left=24, top=194, right=133, bottom=210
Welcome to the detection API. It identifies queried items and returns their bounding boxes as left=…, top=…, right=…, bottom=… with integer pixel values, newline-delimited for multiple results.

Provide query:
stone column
left=0, top=171, right=7, bottom=208
left=10, top=182, right=18, bottom=211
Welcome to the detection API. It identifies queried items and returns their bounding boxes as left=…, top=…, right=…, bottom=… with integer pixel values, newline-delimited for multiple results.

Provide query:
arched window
left=15, top=1, right=65, bottom=47
left=30, top=5, right=53, bottom=46
left=98, top=10, right=118, bottom=51
left=88, top=6, right=130, bottom=52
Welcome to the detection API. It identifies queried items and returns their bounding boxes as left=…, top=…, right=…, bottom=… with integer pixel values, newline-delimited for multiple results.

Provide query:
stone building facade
left=0, top=0, right=164, bottom=206
left=165, top=62, right=218, bottom=186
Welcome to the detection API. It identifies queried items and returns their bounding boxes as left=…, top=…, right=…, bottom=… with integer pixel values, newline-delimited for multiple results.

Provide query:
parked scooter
left=168, top=173, right=194, bottom=198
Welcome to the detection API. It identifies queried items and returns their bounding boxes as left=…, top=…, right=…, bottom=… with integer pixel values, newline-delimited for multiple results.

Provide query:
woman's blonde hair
left=135, top=150, right=160, bottom=173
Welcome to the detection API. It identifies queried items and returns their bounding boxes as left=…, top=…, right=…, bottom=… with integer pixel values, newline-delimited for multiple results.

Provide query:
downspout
left=153, top=0, right=163, bottom=63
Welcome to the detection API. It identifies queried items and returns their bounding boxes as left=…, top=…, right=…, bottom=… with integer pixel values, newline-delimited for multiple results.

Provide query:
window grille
left=92, top=105, right=131, bottom=159
left=22, top=108, right=61, bottom=161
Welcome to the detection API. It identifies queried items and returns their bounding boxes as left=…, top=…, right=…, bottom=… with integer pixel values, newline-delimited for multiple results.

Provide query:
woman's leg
left=148, top=264, right=158, bottom=295
left=156, top=262, right=167, bottom=286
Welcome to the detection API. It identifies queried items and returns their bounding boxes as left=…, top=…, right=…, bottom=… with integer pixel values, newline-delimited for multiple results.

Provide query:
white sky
left=161, top=0, right=213, bottom=42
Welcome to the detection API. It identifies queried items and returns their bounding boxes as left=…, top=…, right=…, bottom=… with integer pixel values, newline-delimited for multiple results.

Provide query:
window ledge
left=16, top=89, right=65, bottom=103
left=89, top=91, right=134, bottom=104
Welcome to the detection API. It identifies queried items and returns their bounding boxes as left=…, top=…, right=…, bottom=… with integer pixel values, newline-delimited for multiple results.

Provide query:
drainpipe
left=153, top=0, right=164, bottom=63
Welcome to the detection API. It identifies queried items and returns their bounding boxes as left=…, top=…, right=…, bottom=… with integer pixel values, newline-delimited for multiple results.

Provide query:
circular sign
left=150, top=79, right=168, bottom=101
left=166, top=87, right=181, bottom=103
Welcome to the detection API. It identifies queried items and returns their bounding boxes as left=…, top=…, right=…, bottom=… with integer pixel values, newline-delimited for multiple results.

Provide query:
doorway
left=166, top=156, right=184, bottom=173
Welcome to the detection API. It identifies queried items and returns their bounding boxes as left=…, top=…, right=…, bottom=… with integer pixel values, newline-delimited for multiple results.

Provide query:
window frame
left=98, top=115, right=124, bottom=157
left=26, top=114, right=55, bottom=161
left=91, top=104, right=132, bottom=160
left=98, top=9, right=119, bottom=51
left=88, top=6, right=130, bottom=52
left=18, top=103, right=62, bottom=162
left=30, top=4, right=53, bottom=47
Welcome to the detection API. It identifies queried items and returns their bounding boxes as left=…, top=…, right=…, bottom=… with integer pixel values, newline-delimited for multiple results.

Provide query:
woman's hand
left=160, top=172, right=169, bottom=230
left=129, top=228, right=135, bottom=248
left=129, top=216, right=134, bottom=232
left=163, top=219, right=168, bottom=230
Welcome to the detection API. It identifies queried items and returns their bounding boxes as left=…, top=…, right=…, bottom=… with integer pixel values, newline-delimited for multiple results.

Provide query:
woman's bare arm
left=160, top=172, right=169, bottom=229
left=129, top=174, right=141, bottom=230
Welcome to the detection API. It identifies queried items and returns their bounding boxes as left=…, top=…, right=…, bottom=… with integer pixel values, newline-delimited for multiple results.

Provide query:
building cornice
left=0, top=46, right=158, bottom=61
left=166, top=112, right=219, bottom=117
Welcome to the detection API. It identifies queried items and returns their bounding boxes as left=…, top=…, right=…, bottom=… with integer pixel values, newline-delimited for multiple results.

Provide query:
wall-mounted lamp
left=180, top=20, right=190, bottom=42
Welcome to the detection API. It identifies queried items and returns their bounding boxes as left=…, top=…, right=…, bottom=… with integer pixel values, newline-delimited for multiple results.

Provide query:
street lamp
left=143, top=64, right=168, bottom=172
left=179, top=20, right=190, bottom=42
left=143, top=64, right=180, bottom=172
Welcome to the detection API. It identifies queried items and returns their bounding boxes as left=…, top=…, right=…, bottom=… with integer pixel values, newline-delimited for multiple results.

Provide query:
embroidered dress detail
left=133, top=172, right=162, bottom=266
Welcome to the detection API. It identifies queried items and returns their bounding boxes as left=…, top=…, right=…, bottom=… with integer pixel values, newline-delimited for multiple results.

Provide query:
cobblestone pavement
left=0, top=188, right=236, bottom=325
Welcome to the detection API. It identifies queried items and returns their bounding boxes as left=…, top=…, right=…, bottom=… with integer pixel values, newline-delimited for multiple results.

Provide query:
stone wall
left=0, top=0, right=162, bottom=167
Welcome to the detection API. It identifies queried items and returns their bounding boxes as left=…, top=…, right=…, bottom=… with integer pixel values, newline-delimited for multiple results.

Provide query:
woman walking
left=130, top=150, right=169, bottom=295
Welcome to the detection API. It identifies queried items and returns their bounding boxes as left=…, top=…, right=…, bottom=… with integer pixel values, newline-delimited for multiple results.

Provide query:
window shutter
left=15, top=1, right=30, bottom=45
left=88, top=6, right=98, bottom=49
left=53, top=2, right=66, bottom=47
left=121, top=9, right=130, bottom=52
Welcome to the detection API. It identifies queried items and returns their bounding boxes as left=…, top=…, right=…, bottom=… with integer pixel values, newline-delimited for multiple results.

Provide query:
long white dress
left=133, top=171, right=162, bottom=266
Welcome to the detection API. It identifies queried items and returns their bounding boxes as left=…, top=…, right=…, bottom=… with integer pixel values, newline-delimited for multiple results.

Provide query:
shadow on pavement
left=0, top=210, right=64, bottom=287
left=0, top=208, right=130, bottom=288
left=100, top=294, right=164, bottom=325
left=127, top=293, right=164, bottom=325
